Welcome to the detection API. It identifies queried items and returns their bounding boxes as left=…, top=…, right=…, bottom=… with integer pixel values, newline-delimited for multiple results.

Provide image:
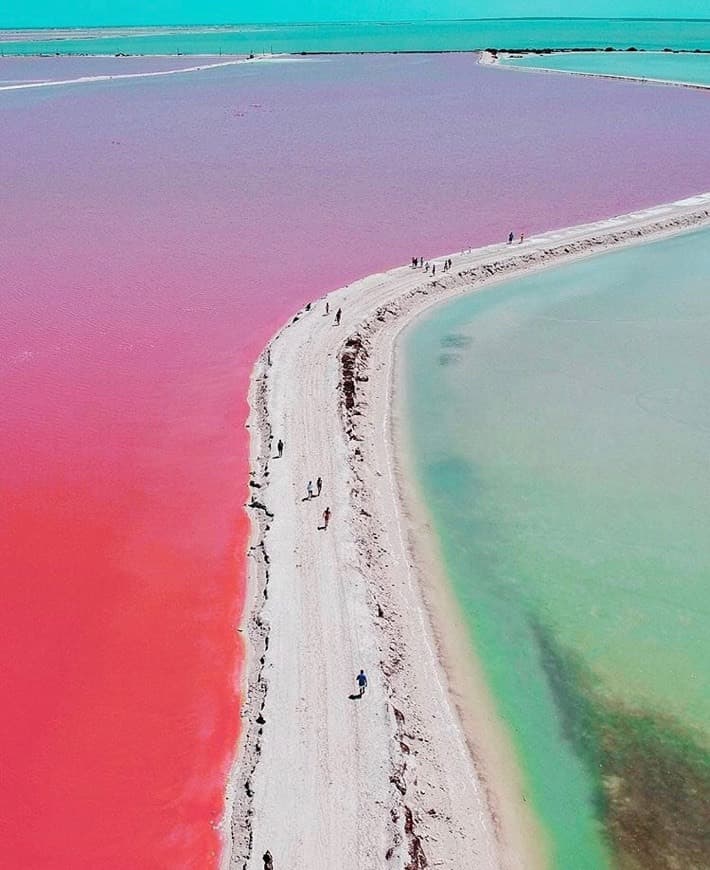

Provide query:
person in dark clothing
left=322, top=506, right=331, bottom=529
left=277, top=438, right=283, bottom=458
left=508, top=230, right=514, bottom=244
left=356, top=670, right=368, bottom=697
left=335, top=308, right=342, bottom=326
left=316, top=476, right=322, bottom=496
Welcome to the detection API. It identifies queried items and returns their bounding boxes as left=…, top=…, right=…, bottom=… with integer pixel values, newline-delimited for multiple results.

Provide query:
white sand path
left=0, top=55, right=295, bottom=93
left=224, top=192, right=710, bottom=870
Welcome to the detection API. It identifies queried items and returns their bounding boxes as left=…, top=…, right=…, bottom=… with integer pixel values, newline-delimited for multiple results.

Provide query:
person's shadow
left=348, top=693, right=361, bottom=700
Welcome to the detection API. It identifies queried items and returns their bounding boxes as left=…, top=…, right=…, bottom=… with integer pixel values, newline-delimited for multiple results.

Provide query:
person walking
left=306, top=480, right=313, bottom=499
left=316, top=476, right=322, bottom=496
left=276, top=438, right=283, bottom=458
left=508, top=230, right=514, bottom=244
left=335, top=308, right=342, bottom=326
left=356, top=669, right=368, bottom=697
left=519, top=233, right=524, bottom=244
left=322, top=506, right=331, bottom=529
left=325, top=301, right=330, bottom=315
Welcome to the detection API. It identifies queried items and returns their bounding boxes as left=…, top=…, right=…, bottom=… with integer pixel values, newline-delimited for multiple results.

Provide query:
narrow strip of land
left=481, top=49, right=710, bottom=91
left=0, top=56, right=290, bottom=92
left=224, top=192, right=710, bottom=870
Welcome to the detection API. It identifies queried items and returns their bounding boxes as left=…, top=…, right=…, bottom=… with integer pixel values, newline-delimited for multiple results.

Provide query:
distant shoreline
left=3, top=45, right=710, bottom=63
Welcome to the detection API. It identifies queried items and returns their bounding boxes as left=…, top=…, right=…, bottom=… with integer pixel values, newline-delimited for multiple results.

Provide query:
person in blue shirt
left=356, top=670, right=368, bottom=697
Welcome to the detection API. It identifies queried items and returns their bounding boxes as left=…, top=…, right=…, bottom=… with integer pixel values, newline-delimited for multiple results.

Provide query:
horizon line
left=3, top=17, right=710, bottom=33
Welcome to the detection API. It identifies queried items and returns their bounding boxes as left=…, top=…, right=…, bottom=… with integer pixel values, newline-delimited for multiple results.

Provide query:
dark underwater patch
left=440, top=332, right=473, bottom=349
left=533, top=622, right=710, bottom=869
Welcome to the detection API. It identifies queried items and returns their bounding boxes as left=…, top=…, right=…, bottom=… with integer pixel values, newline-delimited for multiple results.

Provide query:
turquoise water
left=2, top=19, right=710, bottom=56
left=502, top=49, right=710, bottom=86
left=404, top=228, right=710, bottom=868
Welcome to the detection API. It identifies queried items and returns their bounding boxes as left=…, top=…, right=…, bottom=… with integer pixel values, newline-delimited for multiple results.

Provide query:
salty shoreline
left=480, top=48, right=710, bottom=91
left=223, top=192, right=710, bottom=869
left=0, top=55, right=302, bottom=92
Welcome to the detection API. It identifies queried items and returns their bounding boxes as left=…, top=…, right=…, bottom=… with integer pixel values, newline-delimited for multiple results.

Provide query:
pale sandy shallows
left=222, top=193, right=710, bottom=870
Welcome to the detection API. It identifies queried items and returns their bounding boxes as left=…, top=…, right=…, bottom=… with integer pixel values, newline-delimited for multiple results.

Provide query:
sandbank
left=480, top=49, right=710, bottom=92
left=223, top=191, right=710, bottom=869
left=0, top=54, right=298, bottom=92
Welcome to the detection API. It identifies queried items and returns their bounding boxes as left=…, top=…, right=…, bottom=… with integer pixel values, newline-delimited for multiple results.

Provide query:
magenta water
left=1, top=54, right=708, bottom=867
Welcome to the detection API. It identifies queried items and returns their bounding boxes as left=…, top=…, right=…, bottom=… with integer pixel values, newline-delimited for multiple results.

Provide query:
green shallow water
left=403, top=227, right=710, bottom=868
left=501, top=50, right=710, bottom=87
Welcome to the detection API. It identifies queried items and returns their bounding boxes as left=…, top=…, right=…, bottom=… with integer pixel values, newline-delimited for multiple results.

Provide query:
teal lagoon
left=3, top=18, right=710, bottom=56
left=501, top=49, right=710, bottom=87
left=403, top=228, right=710, bottom=868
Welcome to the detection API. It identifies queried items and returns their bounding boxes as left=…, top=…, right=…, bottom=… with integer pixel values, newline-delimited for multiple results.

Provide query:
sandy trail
left=0, top=55, right=292, bottom=92
left=224, top=192, right=710, bottom=870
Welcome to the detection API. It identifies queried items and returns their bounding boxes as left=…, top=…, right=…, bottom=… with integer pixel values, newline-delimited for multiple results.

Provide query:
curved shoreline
left=222, top=191, right=710, bottom=869
left=480, top=49, right=710, bottom=91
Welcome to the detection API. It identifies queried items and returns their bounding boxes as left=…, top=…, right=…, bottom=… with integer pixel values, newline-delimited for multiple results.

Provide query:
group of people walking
left=411, top=255, right=455, bottom=275
left=324, top=301, right=342, bottom=324
left=272, top=442, right=367, bottom=700
left=304, top=475, right=329, bottom=527
left=304, top=475, right=330, bottom=528
left=305, top=477, right=323, bottom=499
left=411, top=232, right=526, bottom=280
left=267, top=292, right=369, bottom=738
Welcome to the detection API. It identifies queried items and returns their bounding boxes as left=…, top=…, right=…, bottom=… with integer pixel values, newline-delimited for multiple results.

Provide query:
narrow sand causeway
left=0, top=55, right=292, bottom=92
left=223, top=192, right=710, bottom=870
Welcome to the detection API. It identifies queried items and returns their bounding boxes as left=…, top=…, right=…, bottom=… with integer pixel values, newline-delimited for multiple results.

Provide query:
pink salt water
left=1, top=53, right=708, bottom=867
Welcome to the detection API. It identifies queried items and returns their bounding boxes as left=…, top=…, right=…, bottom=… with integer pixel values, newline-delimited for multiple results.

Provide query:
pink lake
left=1, top=53, right=709, bottom=868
